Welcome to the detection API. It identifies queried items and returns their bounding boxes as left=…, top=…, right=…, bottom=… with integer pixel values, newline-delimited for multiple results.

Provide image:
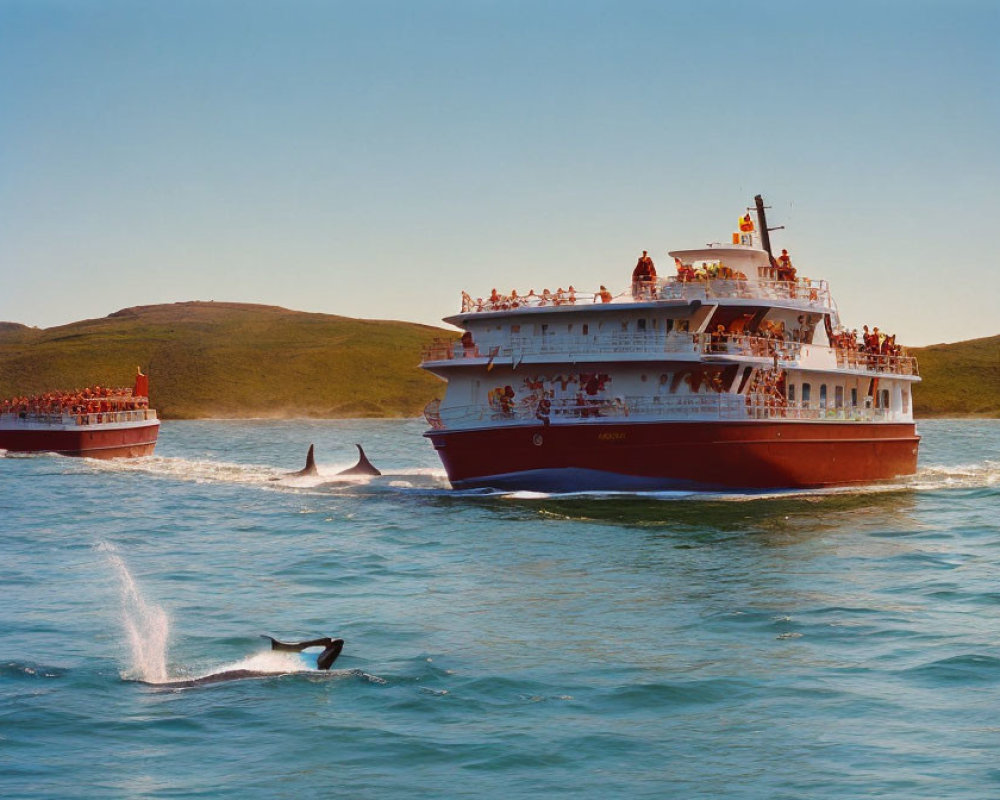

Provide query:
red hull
left=0, top=423, right=159, bottom=459
left=426, top=421, right=920, bottom=491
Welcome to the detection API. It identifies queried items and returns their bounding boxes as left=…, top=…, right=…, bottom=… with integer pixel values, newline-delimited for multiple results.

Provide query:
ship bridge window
left=834, top=386, right=844, bottom=408
left=637, top=319, right=647, bottom=332
left=787, top=384, right=796, bottom=402
left=511, top=325, right=520, bottom=334
left=819, top=385, right=827, bottom=408
left=665, top=319, right=675, bottom=333
left=621, top=321, right=629, bottom=332
left=582, top=324, right=589, bottom=335
left=879, top=389, right=890, bottom=409
left=851, top=388, right=858, bottom=407
left=801, top=383, right=812, bottom=404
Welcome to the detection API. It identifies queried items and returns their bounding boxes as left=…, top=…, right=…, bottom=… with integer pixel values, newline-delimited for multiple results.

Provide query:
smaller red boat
left=0, top=369, right=159, bottom=458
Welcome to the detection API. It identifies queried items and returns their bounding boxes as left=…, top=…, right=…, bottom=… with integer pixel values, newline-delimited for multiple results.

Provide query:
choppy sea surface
left=2, top=418, right=999, bottom=799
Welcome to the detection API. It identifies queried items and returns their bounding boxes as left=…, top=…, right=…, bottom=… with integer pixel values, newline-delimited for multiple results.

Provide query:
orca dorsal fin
left=336, top=444, right=381, bottom=476
left=303, top=444, right=317, bottom=475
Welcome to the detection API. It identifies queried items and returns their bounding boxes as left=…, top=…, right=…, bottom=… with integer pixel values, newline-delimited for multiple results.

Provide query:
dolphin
left=139, top=636, right=344, bottom=689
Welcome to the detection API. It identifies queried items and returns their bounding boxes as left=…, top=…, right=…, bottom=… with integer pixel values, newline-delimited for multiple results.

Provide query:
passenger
left=567, top=286, right=577, bottom=304
left=710, top=324, right=728, bottom=353
left=631, top=251, right=657, bottom=299
left=597, top=285, right=613, bottom=303
left=777, top=249, right=794, bottom=281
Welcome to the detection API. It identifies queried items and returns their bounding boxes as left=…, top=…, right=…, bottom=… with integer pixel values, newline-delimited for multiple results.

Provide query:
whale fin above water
left=336, top=444, right=381, bottom=477
left=289, top=444, right=318, bottom=477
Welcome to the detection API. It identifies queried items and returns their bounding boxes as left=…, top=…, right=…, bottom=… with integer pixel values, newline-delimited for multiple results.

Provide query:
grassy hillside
left=911, top=335, right=1000, bottom=417
left=0, top=302, right=449, bottom=419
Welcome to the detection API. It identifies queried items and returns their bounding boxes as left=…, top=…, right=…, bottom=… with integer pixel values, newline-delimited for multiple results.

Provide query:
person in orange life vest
left=632, top=251, right=656, bottom=298
left=776, top=249, right=794, bottom=281
left=597, top=285, right=612, bottom=303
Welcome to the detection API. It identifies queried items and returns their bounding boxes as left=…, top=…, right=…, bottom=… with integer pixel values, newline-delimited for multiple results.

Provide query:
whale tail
left=337, top=444, right=381, bottom=476
left=261, top=635, right=344, bottom=670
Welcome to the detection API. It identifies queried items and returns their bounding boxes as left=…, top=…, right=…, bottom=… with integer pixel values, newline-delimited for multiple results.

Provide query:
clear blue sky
left=2, top=0, right=997, bottom=346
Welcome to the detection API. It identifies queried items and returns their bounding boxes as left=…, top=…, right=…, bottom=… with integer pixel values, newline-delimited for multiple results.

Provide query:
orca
left=287, top=444, right=319, bottom=477
left=337, top=444, right=381, bottom=477
left=278, top=444, right=380, bottom=479
left=139, top=636, right=344, bottom=689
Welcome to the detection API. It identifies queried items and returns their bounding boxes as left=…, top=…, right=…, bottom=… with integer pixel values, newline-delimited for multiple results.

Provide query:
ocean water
left=2, top=418, right=999, bottom=799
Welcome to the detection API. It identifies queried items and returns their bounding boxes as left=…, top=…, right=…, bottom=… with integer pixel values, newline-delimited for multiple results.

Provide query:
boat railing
left=656, top=276, right=832, bottom=307
left=457, top=275, right=833, bottom=314
left=0, top=409, right=157, bottom=426
left=425, top=393, right=900, bottom=430
left=422, top=331, right=918, bottom=377
left=461, top=290, right=608, bottom=313
left=834, top=348, right=919, bottom=376
left=423, top=399, right=444, bottom=430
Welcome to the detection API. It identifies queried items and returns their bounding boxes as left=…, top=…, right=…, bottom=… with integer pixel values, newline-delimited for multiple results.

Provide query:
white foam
left=194, top=650, right=307, bottom=679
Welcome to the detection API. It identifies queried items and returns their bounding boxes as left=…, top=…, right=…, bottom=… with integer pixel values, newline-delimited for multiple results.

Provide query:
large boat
left=420, top=195, right=920, bottom=491
left=0, top=369, right=159, bottom=458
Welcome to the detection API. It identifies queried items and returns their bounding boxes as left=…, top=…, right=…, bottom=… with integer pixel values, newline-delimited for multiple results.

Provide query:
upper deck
left=445, top=249, right=835, bottom=327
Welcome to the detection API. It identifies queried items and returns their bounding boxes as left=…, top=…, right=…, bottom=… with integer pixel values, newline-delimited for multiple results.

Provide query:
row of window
left=789, top=383, right=908, bottom=411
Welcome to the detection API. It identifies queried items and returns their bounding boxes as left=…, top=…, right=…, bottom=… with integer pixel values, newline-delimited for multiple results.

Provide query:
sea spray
left=98, top=542, right=169, bottom=683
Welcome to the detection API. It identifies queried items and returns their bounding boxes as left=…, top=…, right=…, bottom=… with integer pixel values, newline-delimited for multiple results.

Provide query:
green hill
left=911, top=335, right=1000, bottom=417
left=0, top=302, right=449, bottom=419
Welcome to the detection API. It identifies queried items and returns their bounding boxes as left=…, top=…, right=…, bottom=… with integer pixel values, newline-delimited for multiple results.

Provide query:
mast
left=754, top=194, right=773, bottom=258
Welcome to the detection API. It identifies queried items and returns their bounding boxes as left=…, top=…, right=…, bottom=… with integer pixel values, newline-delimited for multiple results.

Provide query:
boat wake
left=77, top=454, right=1000, bottom=503
left=83, top=454, right=451, bottom=492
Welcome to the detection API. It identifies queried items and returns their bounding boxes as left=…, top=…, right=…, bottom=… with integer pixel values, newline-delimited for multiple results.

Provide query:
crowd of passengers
left=708, top=315, right=818, bottom=354
left=462, top=284, right=620, bottom=312
left=1, top=385, right=148, bottom=417
left=831, top=325, right=904, bottom=363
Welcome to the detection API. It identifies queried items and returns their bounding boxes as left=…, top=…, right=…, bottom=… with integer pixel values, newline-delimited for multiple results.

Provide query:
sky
left=1, top=0, right=997, bottom=346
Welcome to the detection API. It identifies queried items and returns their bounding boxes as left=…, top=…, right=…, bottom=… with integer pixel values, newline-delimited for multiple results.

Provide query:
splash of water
left=98, top=543, right=169, bottom=683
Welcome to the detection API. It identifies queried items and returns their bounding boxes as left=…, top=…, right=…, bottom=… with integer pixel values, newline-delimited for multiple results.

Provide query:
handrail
left=0, top=409, right=158, bottom=427
left=421, top=331, right=918, bottom=377
left=457, top=275, right=833, bottom=314
left=424, top=394, right=904, bottom=430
